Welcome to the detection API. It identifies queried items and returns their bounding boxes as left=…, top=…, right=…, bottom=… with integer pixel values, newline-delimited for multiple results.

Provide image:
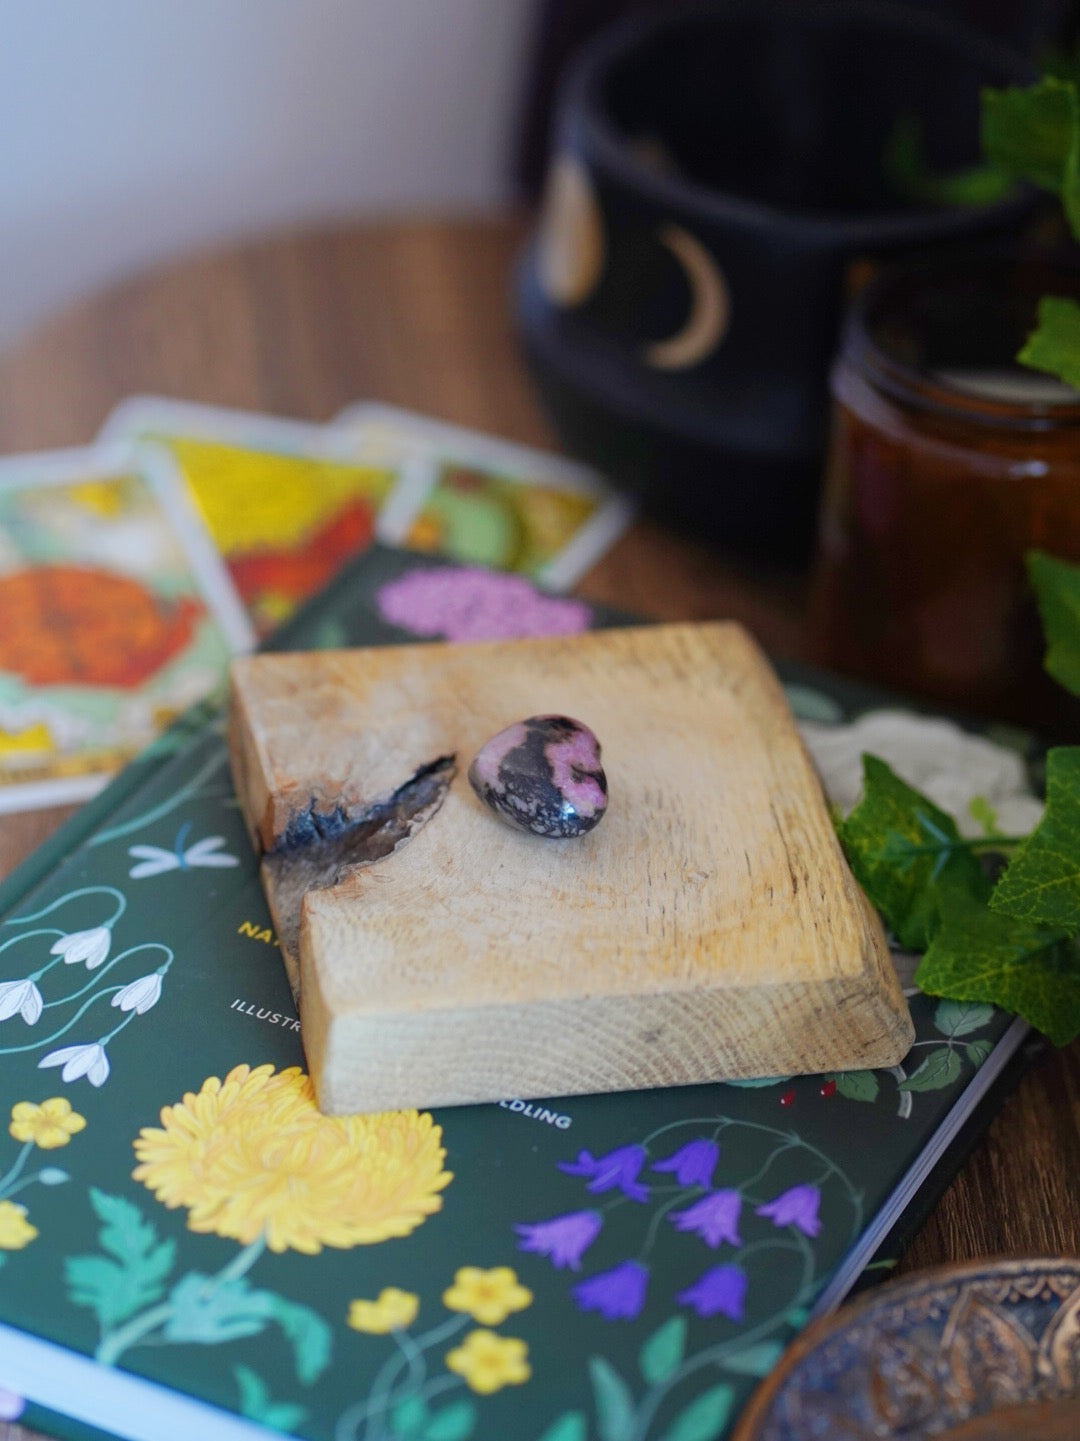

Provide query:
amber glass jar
left=810, top=253, right=1080, bottom=729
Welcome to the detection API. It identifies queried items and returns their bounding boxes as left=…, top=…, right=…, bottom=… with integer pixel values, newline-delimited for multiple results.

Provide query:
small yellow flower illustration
left=10, top=1097, right=87, bottom=1150
left=442, top=1266, right=533, bottom=1325
left=347, top=1287, right=420, bottom=1334
left=445, top=1330, right=531, bottom=1395
left=132, top=1064, right=452, bottom=1254
left=0, top=1200, right=38, bottom=1251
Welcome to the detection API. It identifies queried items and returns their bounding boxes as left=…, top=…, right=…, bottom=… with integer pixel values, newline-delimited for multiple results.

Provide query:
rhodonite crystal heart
left=468, top=715, right=608, bottom=838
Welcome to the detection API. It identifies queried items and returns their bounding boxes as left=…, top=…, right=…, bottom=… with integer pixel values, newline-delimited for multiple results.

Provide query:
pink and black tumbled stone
left=468, top=715, right=608, bottom=838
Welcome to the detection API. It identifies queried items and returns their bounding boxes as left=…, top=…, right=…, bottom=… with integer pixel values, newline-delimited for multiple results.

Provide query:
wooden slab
left=228, top=623, right=912, bottom=1113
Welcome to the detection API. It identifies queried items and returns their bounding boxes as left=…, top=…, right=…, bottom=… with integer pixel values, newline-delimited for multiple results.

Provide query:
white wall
left=0, top=0, right=538, bottom=348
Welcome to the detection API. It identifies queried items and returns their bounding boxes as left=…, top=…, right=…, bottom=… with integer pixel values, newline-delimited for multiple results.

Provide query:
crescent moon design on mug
left=643, top=224, right=731, bottom=370
left=535, top=154, right=607, bottom=308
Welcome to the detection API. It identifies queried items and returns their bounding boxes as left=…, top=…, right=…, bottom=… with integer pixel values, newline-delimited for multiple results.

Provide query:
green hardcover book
left=0, top=547, right=1034, bottom=1441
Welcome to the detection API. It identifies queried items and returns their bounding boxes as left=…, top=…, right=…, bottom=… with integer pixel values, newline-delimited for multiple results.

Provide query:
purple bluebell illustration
left=669, top=1188, right=743, bottom=1248
left=572, top=1260, right=649, bottom=1321
left=651, top=1138, right=720, bottom=1188
left=755, top=1184, right=822, bottom=1237
left=678, top=1265, right=748, bottom=1321
left=559, top=1144, right=650, bottom=1202
left=514, top=1210, right=603, bottom=1270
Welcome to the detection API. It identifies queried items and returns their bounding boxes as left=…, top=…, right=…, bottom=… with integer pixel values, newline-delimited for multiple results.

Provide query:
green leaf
left=422, top=1401, right=477, bottom=1441
left=992, top=748, right=1080, bottom=935
left=982, top=76, right=1079, bottom=194
left=66, top=1192, right=176, bottom=1328
left=917, top=871, right=1080, bottom=1046
left=1019, top=296, right=1080, bottom=388
left=933, top=999, right=995, bottom=1037
left=834, top=1069, right=879, bottom=1103
left=639, top=1316, right=686, bottom=1385
left=966, top=1038, right=994, bottom=1067
left=588, top=1356, right=635, bottom=1441
left=536, top=1414, right=587, bottom=1441
left=665, top=1383, right=735, bottom=1441
left=265, top=1294, right=333, bottom=1385
left=722, top=1340, right=786, bottom=1377
left=233, top=1366, right=306, bottom=1432
left=837, top=755, right=989, bottom=949
left=785, top=1306, right=812, bottom=1328
left=885, top=112, right=1014, bottom=207
left=968, top=796, right=1000, bottom=837
left=165, top=1274, right=273, bottom=1345
left=897, top=1047, right=963, bottom=1092
left=392, top=1395, right=429, bottom=1438
left=1027, top=552, right=1080, bottom=697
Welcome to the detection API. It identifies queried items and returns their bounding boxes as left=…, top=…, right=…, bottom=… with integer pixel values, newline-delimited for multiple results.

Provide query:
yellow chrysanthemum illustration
left=445, top=1330, right=530, bottom=1395
left=442, top=1266, right=533, bottom=1325
left=10, top=1097, right=87, bottom=1150
left=132, top=1064, right=452, bottom=1254
left=0, top=1200, right=38, bottom=1250
left=347, top=1287, right=420, bottom=1334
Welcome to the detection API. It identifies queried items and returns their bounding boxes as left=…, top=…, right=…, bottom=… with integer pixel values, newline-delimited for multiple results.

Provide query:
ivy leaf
left=639, top=1315, right=686, bottom=1385
left=966, top=1038, right=994, bottom=1067
left=833, top=1070, right=879, bottom=1103
left=837, top=755, right=989, bottom=949
left=1018, top=296, right=1080, bottom=389
left=981, top=75, right=1078, bottom=194
left=233, top=1366, right=306, bottom=1432
left=65, top=1190, right=176, bottom=1329
left=991, top=748, right=1080, bottom=934
left=917, top=871, right=1080, bottom=1045
left=535, top=1415, right=586, bottom=1441
left=933, top=999, right=995, bottom=1038
left=666, top=1383, right=735, bottom=1441
left=722, top=1340, right=786, bottom=1376
left=885, top=113, right=1014, bottom=207
left=897, top=1047, right=963, bottom=1093
left=1027, top=551, right=1080, bottom=697
left=422, top=1401, right=477, bottom=1441
left=588, top=1357, right=635, bottom=1441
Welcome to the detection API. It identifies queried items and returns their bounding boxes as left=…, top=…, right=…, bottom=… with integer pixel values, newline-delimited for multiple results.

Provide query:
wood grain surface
left=0, top=216, right=1076, bottom=1438
left=231, top=626, right=910, bottom=1111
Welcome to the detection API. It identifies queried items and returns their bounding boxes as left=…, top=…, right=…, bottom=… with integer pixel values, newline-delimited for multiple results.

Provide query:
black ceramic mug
left=515, top=0, right=1037, bottom=565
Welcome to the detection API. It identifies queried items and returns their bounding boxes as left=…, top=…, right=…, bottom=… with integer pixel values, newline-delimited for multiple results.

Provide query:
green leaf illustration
left=392, top=1395, right=429, bottom=1438
left=536, top=1414, right=587, bottom=1441
left=1028, top=551, right=1080, bottom=697
left=639, top=1316, right=686, bottom=1385
left=665, top=1383, right=735, bottom=1441
left=897, top=1047, right=963, bottom=1093
left=834, top=1070, right=879, bottom=1103
left=588, top=1356, right=635, bottom=1441
left=966, top=1038, right=994, bottom=1067
left=66, top=1190, right=176, bottom=1329
left=165, top=1274, right=273, bottom=1344
left=423, top=1401, right=478, bottom=1441
left=721, top=1340, right=786, bottom=1377
left=933, top=999, right=995, bottom=1038
left=991, top=748, right=1080, bottom=934
left=918, top=868, right=1080, bottom=1046
left=233, top=1365, right=306, bottom=1432
left=837, top=756, right=989, bottom=949
left=1019, top=296, right=1080, bottom=388
left=265, top=1293, right=333, bottom=1385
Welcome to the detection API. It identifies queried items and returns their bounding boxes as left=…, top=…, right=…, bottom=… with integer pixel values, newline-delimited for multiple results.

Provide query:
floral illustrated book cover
left=0, top=548, right=1037, bottom=1441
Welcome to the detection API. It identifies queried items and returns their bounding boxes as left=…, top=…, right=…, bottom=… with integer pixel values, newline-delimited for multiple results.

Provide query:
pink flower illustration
left=755, top=1184, right=822, bottom=1237
left=669, top=1189, right=743, bottom=1248
left=652, top=1139, right=720, bottom=1189
left=376, top=567, right=592, bottom=644
left=572, top=1260, right=649, bottom=1321
left=514, top=1210, right=602, bottom=1270
left=559, top=1144, right=650, bottom=1203
left=678, top=1265, right=748, bottom=1321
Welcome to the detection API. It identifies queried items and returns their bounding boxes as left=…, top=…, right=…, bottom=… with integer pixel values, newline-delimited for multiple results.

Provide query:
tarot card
left=101, top=398, right=401, bottom=636
left=334, top=403, right=634, bottom=589
left=0, top=441, right=253, bottom=813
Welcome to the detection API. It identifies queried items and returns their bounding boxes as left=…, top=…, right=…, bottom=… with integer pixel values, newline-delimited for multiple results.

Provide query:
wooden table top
left=0, top=216, right=1076, bottom=1439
